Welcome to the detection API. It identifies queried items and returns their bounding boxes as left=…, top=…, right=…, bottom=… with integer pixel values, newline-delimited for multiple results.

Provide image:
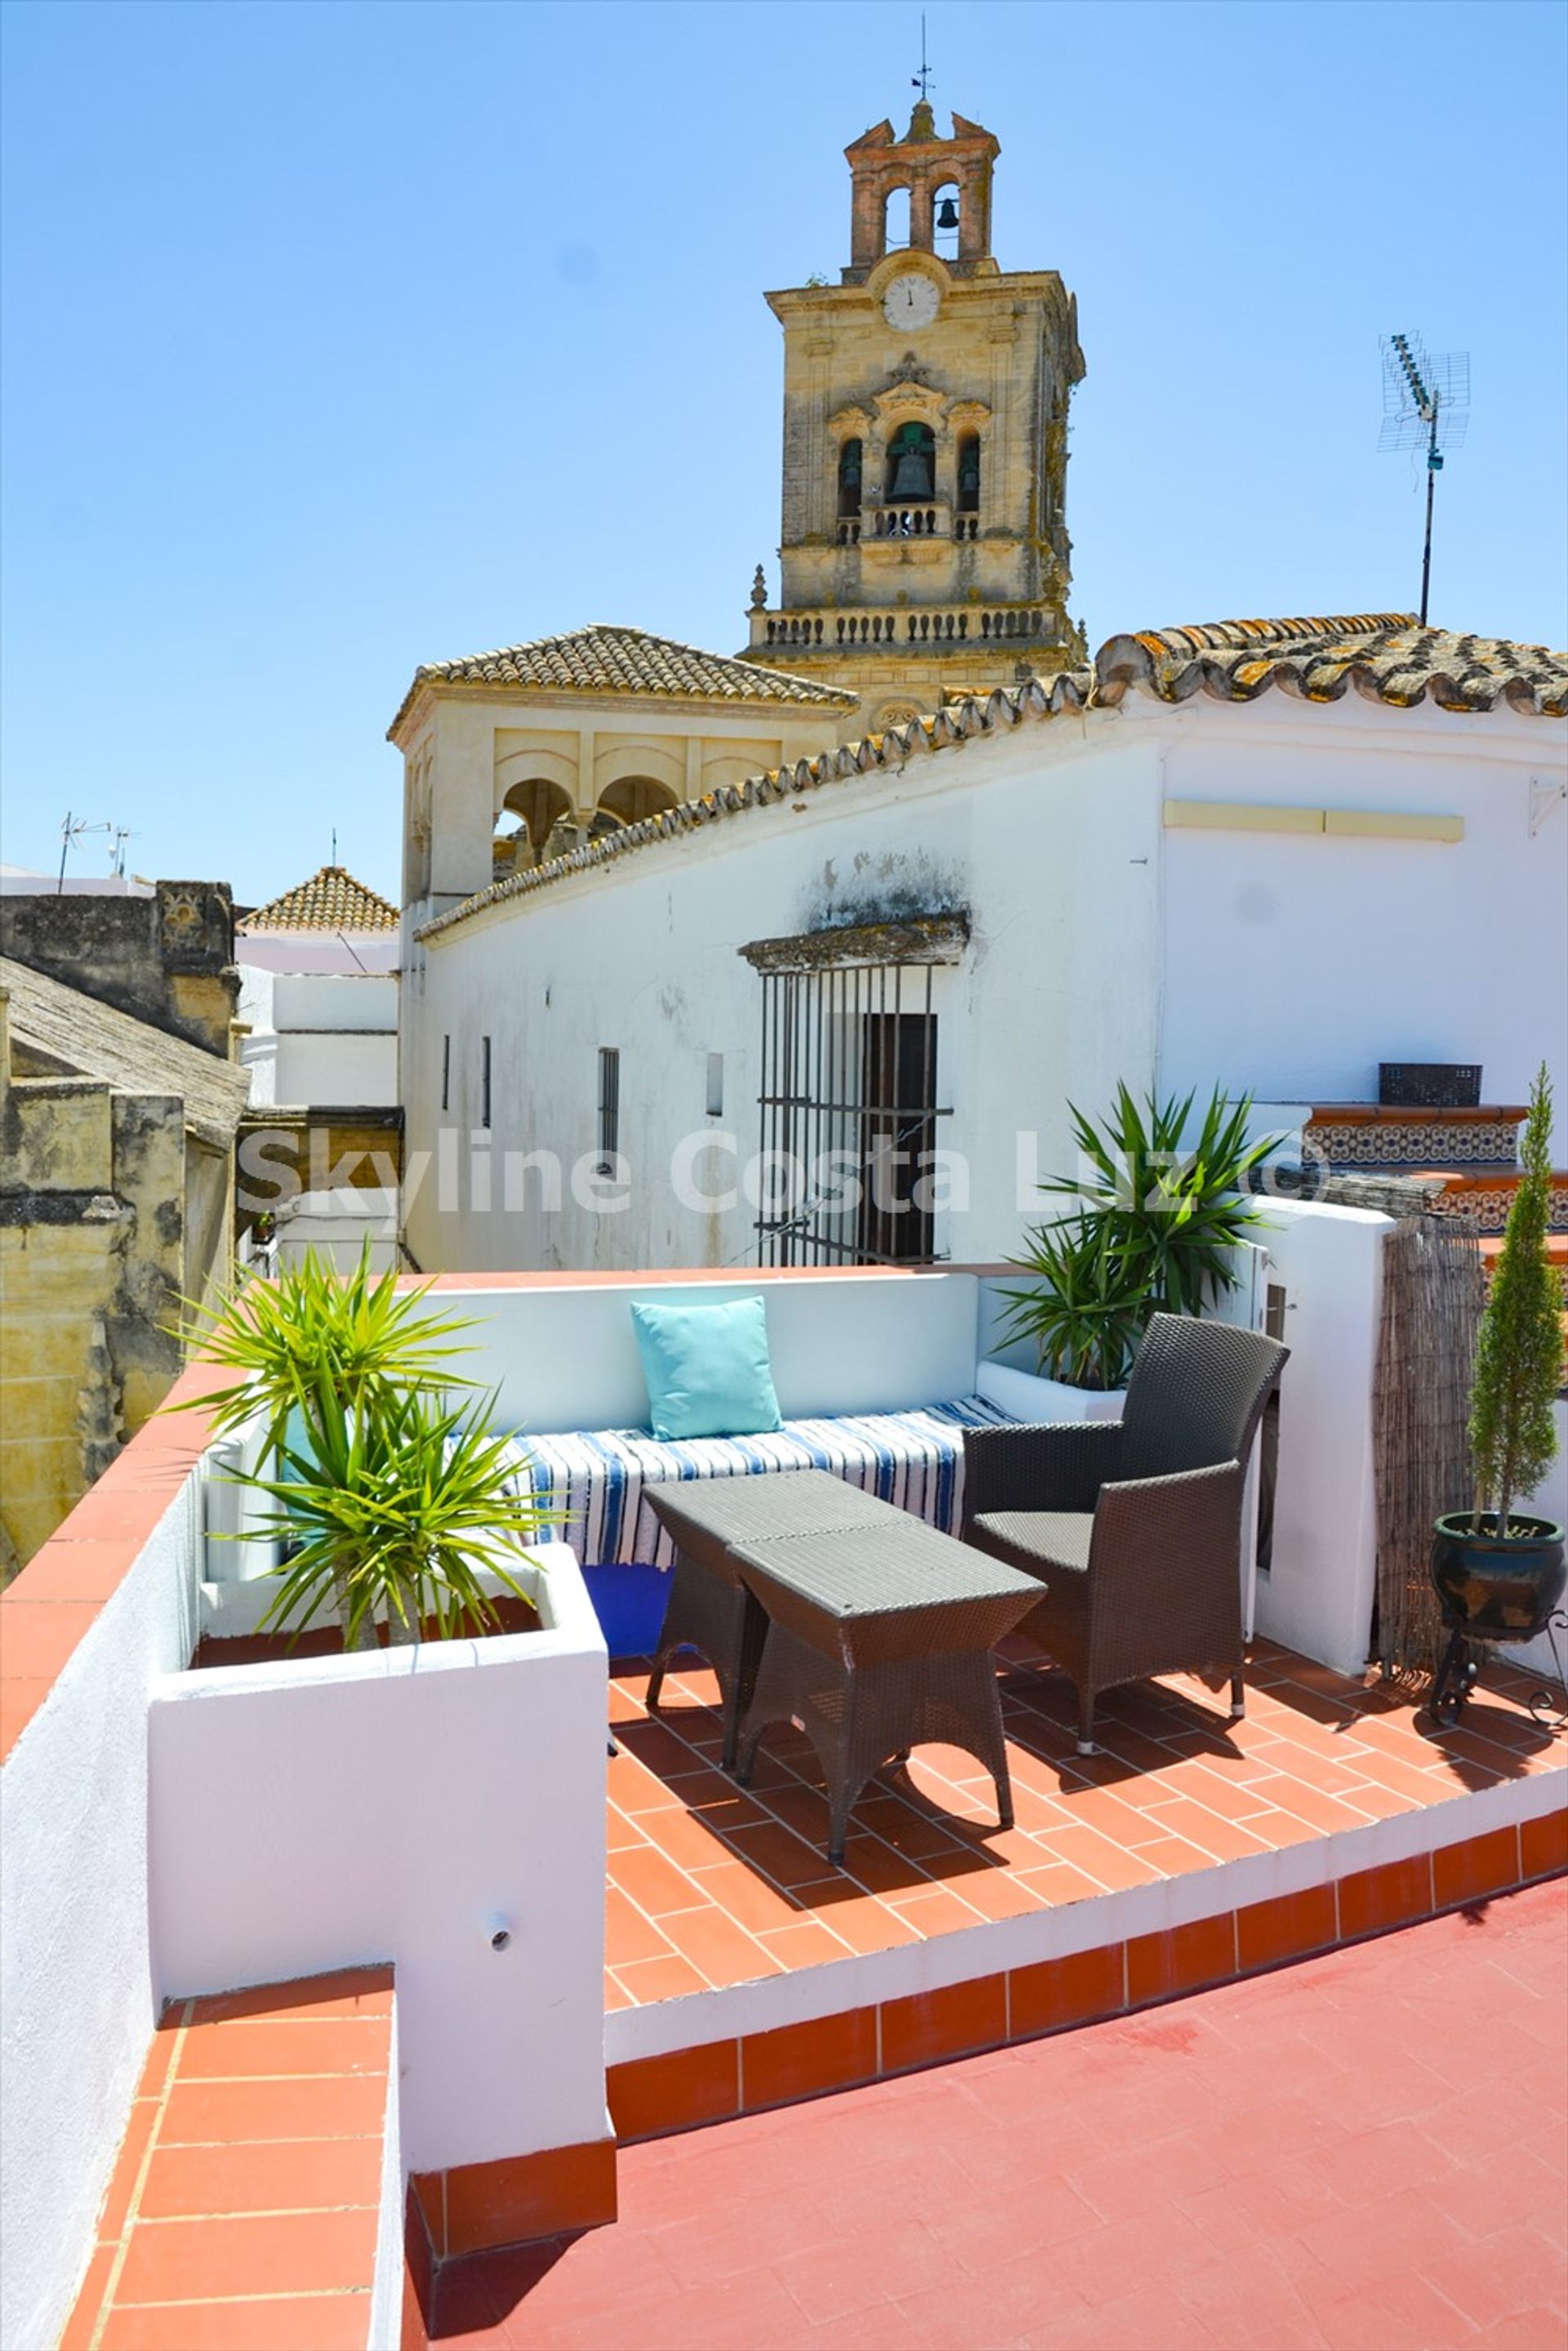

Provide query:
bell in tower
left=887, top=423, right=936, bottom=501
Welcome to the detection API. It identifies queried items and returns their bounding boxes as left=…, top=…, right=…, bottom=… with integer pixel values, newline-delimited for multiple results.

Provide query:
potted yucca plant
left=1431, top=1064, right=1565, bottom=1665
left=997, top=1085, right=1279, bottom=1392
left=172, top=1247, right=551, bottom=1649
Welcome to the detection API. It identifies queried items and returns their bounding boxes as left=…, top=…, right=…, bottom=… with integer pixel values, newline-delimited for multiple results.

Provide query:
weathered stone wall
left=0, top=882, right=238, bottom=1057
left=0, top=1060, right=227, bottom=1573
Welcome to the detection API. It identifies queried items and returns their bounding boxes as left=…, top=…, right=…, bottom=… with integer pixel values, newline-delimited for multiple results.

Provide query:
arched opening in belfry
left=956, top=430, right=982, bottom=514
left=590, top=775, right=679, bottom=840
left=837, top=438, right=863, bottom=520
left=933, top=181, right=961, bottom=260
left=493, top=778, right=571, bottom=875
left=883, top=185, right=911, bottom=252
left=885, top=422, right=936, bottom=502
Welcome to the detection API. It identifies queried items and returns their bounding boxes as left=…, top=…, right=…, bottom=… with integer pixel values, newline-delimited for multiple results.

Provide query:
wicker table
left=645, top=1471, right=897, bottom=1769
left=729, top=1521, right=1043, bottom=1865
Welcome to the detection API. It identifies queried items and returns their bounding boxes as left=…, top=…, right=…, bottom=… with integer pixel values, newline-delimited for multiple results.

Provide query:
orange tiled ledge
left=607, top=1812, right=1568, bottom=2143
left=60, top=1966, right=394, bottom=2351
left=408, top=2140, right=617, bottom=2268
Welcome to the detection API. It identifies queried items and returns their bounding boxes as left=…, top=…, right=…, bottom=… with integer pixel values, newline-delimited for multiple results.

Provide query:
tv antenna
left=1379, top=331, right=1469, bottom=627
left=912, top=13, right=934, bottom=100
left=56, top=811, right=114, bottom=893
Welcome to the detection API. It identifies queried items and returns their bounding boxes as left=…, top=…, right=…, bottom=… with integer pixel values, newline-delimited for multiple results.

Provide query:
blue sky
left=2, top=0, right=1564, bottom=905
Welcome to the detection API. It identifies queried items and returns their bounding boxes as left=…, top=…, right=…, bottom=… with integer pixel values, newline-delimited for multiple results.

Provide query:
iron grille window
left=480, top=1036, right=492, bottom=1130
left=596, top=1046, right=621, bottom=1176
left=748, top=930, right=960, bottom=1267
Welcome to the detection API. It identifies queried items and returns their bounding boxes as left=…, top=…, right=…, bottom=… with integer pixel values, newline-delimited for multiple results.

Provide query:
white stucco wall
left=0, top=1481, right=200, bottom=2351
left=403, top=690, right=1566, bottom=1278
left=403, top=715, right=1163, bottom=1273
left=146, top=1546, right=609, bottom=2175
left=238, top=964, right=399, bottom=1110
left=1159, top=695, right=1568, bottom=1156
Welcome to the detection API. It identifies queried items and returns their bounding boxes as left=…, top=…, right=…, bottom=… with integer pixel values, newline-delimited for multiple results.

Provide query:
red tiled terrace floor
left=425, top=1877, right=1568, bottom=2351
left=604, top=1636, right=1566, bottom=2005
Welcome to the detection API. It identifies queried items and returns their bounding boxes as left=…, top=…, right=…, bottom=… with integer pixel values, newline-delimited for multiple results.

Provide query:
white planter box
left=977, top=1358, right=1128, bottom=1424
left=147, top=1542, right=609, bottom=2175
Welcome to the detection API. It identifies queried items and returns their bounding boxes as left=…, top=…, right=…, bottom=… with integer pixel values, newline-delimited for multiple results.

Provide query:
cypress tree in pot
left=1431, top=1064, right=1565, bottom=1698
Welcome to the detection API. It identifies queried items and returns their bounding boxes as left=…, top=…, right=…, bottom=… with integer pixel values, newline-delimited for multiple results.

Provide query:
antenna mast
left=1379, top=331, right=1470, bottom=627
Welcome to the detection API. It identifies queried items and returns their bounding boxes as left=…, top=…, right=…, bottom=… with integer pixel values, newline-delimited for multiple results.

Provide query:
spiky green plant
left=1000, top=1085, right=1280, bottom=1389
left=170, top=1245, right=481, bottom=1462
left=242, top=1382, right=551, bottom=1649
left=1469, top=1064, right=1563, bottom=1535
left=167, top=1247, right=549, bottom=1648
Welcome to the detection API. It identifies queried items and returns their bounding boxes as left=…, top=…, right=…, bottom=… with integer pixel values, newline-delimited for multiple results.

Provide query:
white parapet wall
left=0, top=1481, right=201, bottom=2351
left=146, top=1543, right=610, bottom=2175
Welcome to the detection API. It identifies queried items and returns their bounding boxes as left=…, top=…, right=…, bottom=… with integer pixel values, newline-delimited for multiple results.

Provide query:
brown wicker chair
left=962, top=1313, right=1289, bottom=1755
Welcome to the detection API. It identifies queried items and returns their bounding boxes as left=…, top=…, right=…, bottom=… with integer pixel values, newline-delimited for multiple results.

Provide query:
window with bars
left=480, top=1036, right=492, bottom=1130
left=596, top=1046, right=621, bottom=1176
left=740, top=916, right=965, bottom=1268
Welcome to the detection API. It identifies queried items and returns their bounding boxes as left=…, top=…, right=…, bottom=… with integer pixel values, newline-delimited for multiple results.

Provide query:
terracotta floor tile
left=58, top=2244, right=114, bottom=2351
left=609, top=1952, right=711, bottom=2005
left=156, top=2072, right=389, bottom=2147
left=720, top=1817, right=843, bottom=1890
left=604, top=1805, right=650, bottom=1854
left=883, top=1881, right=989, bottom=1937
left=1031, top=1821, right=1167, bottom=1892
left=797, top=1890, right=924, bottom=1956
left=632, top=1797, right=748, bottom=1874
left=1011, top=1858, right=1120, bottom=1908
left=685, top=1858, right=816, bottom=1935
left=610, top=1840, right=711, bottom=1920
left=604, top=1884, right=678, bottom=1969
left=114, top=2206, right=380, bottom=2304
left=176, top=2014, right=391, bottom=2081
left=658, top=1903, right=780, bottom=1989
left=752, top=1916, right=858, bottom=1969
left=136, top=2133, right=385, bottom=2221
left=100, top=2293, right=374, bottom=2350
left=1127, top=1830, right=1221, bottom=1878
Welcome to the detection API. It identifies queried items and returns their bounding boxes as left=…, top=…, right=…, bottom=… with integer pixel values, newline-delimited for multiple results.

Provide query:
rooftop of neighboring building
left=1, top=953, right=252, bottom=1149
left=388, top=622, right=859, bottom=738
left=240, top=863, right=400, bottom=936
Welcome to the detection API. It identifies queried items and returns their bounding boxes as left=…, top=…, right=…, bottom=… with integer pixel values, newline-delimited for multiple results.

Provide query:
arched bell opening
left=837, top=437, right=863, bottom=520
left=590, top=775, right=679, bottom=840
left=885, top=422, right=936, bottom=502
left=493, top=778, right=571, bottom=876
left=883, top=185, right=912, bottom=253
left=933, top=181, right=961, bottom=261
left=956, top=430, right=982, bottom=515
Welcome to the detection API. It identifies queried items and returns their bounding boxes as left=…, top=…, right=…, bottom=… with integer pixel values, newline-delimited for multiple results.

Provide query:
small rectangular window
left=596, top=1046, right=620, bottom=1176
left=706, top=1052, right=724, bottom=1119
left=441, top=1034, right=451, bottom=1112
left=481, top=1036, right=492, bottom=1131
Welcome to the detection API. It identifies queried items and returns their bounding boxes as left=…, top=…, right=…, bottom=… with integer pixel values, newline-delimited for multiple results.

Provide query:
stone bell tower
left=741, top=100, right=1086, bottom=734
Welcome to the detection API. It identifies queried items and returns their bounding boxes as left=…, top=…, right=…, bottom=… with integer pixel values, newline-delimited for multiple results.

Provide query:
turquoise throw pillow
left=630, top=1296, right=784, bottom=1442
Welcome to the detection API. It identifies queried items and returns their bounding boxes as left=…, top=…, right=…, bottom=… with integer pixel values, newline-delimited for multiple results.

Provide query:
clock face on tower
left=882, top=273, right=939, bottom=332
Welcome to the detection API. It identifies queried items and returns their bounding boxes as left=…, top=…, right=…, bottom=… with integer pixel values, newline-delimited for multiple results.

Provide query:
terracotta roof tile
left=1095, top=616, right=1568, bottom=716
left=389, top=623, right=856, bottom=735
left=241, top=866, right=399, bottom=935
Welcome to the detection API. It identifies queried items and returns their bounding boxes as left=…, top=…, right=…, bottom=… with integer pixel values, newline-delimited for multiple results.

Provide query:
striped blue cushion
left=504, top=1397, right=1014, bottom=1571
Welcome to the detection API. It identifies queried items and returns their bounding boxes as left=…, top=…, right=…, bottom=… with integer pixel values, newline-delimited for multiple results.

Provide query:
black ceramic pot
left=1430, top=1513, right=1567, bottom=1639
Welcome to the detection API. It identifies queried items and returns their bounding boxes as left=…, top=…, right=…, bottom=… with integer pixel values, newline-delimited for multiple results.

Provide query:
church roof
left=1095, top=616, right=1568, bottom=717
left=388, top=623, right=857, bottom=735
left=416, top=614, right=1566, bottom=944
left=240, top=866, right=399, bottom=935
left=1, top=955, right=252, bottom=1151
